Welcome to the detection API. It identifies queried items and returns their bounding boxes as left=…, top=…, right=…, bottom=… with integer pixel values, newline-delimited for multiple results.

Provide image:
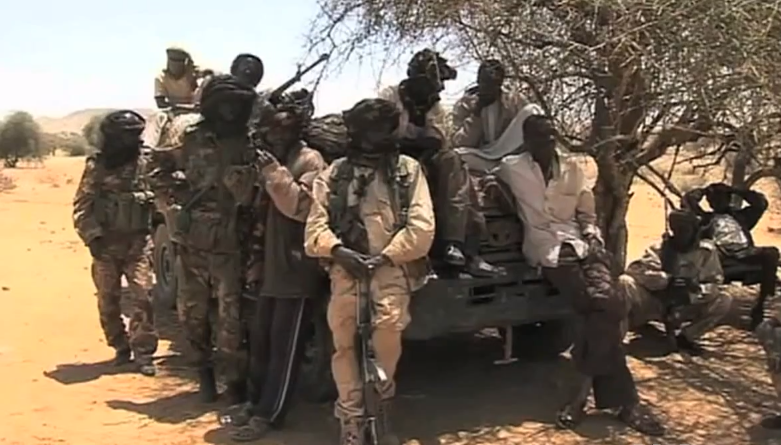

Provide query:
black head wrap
left=200, top=74, right=257, bottom=120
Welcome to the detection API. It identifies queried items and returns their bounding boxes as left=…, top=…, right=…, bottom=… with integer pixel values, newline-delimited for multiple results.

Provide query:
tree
left=41, top=132, right=92, bottom=157
left=82, top=113, right=110, bottom=150
left=0, top=111, right=45, bottom=168
left=307, top=0, right=781, bottom=270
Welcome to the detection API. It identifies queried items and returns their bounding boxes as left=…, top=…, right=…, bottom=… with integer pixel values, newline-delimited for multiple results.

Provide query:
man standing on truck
left=618, top=210, right=731, bottom=356
left=304, top=98, right=435, bottom=445
left=72, top=110, right=159, bottom=376
left=146, top=75, right=257, bottom=404
left=495, top=114, right=665, bottom=436
left=380, top=49, right=504, bottom=278
left=224, top=93, right=327, bottom=443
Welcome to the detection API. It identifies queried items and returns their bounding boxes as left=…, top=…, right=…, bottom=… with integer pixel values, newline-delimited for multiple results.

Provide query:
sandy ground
left=2, top=156, right=781, bottom=445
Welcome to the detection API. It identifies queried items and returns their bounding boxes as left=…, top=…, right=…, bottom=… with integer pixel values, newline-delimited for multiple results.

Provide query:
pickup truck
left=146, top=113, right=574, bottom=402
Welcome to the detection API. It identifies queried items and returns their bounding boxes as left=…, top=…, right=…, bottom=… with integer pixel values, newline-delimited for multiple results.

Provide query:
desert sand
left=1, top=155, right=781, bottom=445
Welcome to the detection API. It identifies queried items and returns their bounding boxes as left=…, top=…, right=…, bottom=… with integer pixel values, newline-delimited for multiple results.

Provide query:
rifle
left=659, top=238, right=698, bottom=345
left=356, top=264, right=388, bottom=445
left=266, top=53, right=330, bottom=104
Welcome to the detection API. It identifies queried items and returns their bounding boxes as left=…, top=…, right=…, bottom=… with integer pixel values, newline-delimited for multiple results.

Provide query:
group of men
left=70, top=45, right=781, bottom=445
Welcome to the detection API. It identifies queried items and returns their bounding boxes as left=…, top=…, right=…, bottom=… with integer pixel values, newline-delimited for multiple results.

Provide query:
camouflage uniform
left=73, top=148, right=158, bottom=361
left=162, top=122, right=254, bottom=384
left=304, top=98, right=436, bottom=444
left=618, top=240, right=731, bottom=341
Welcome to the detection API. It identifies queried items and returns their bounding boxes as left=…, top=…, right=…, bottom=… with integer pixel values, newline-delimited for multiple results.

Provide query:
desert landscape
left=1, top=111, right=781, bottom=445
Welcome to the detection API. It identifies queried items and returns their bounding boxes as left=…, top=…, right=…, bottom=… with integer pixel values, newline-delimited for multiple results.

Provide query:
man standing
left=154, top=46, right=204, bottom=109
left=380, top=49, right=503, bottom=277
left=684, top=183, right=779, bottom=329
left=225, top=95, right=326, bottom=442
left=147, top=75, right=257, bottom=403
left=305, top=98, right=436, bottom=445
left=618, top=210, right=731, bottom=355
left=495, top=115, right=664, bottom=436
left=73, top=110, right=159, bottom=376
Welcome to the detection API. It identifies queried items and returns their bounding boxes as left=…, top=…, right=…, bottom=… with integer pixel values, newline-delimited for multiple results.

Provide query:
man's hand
left=88, top=237, right=106, bottom=259
left=583, top=231, right=604, bottom=256
left=255, top=150, right=277, bottom=169
left=365, top=255, right=391, bottom=271
left=331, top=246, right=371, bottom=279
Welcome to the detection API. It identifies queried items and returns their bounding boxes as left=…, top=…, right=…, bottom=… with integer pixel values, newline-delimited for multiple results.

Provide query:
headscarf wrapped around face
left=667, top=209, right=702, bottom=250
left=199, top=74, right=257, bottom=118
left=342, top=98, right=400, bottom=137
left=407, top=49, right=458, bottom=92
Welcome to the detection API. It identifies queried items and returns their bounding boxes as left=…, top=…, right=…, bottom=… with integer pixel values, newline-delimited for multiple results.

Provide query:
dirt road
left=1, top=156, right=781, bottom=445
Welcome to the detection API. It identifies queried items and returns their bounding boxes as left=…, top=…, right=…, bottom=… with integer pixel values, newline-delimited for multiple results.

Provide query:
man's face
left=260, top=112, right=299, bottom=152
left=167, top=56, right=187, bottom=77
left=233, top=59, right=263, bottom=88
left=351, top=124, right=398, bottom=159
left=477, top=68, right=504, bottom=103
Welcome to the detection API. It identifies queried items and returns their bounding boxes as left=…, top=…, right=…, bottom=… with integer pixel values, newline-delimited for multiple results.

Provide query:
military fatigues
left=304, top=154, right=435, bottom=421
left=618, top=240, right=731, bottom=340
left=151, top=121, right=255, bottom=383
left=378, top=85, right=478, bottom=258
left=154, top=70, right=199, bottom=107
left=73, top=152, right=158, bottom=358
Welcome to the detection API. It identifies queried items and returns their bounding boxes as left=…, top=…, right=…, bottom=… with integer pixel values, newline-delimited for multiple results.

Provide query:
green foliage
left=42, top=132, right=92, bottom=156
left=0, top=111, right=45, bottom=168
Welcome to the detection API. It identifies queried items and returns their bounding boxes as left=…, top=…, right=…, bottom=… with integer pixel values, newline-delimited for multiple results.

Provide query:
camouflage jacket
left=72, top=150, right=155, bottom=245
left=147, top=121, right=257, bottom=253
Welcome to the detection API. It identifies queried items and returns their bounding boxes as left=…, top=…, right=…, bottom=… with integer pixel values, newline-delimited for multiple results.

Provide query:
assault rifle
left=266, top=53, right=330, bottom=105
left=659, top=237, right=699, bottom=345
left=356, top=264, right=388, bottom=445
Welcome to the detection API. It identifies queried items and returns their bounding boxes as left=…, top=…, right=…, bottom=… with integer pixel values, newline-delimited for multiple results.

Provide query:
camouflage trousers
left=91, top=235, right=158, bottom=357
left=175, top=244, right=246, bottom=382
left=756, top=318, right=781, bottom=398
left=617, top=274, right=733, bottom=341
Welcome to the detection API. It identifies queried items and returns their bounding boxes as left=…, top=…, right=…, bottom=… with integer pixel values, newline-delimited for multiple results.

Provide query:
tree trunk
left=593, top=156, right=634, bottom=276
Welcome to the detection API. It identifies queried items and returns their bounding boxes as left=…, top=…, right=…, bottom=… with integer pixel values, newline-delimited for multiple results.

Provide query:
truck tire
left=153, top=224, right=177, bottom=309
left=298, top=300, right=337, bottom=403
left=512, top=318, right=575, bottom=359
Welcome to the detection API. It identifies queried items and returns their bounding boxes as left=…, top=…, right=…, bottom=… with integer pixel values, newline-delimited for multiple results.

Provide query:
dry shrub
left=0, top=171, right=16, bottom=192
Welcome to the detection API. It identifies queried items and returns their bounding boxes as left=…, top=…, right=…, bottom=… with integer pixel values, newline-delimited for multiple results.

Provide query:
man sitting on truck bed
left=379, top=49, right=504, bottom=278
left=154, top=46, right=203, bottom=110
left=494, top=114, right=665, bottom=436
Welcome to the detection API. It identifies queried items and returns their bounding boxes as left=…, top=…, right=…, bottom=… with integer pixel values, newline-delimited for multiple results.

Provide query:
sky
left=0, top=0, right=479, bottom=119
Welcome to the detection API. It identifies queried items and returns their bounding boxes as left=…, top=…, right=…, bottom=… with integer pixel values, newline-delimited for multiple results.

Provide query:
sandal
left=218, top=403, right=253, bottom=427
left=617, top=403, right=665, bottom=437
left=555, top=402, right=586, bottom=430
left=229, top=416, right=271, bottom=442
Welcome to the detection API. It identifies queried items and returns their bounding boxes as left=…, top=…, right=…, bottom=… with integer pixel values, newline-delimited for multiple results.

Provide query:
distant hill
left=36, top=108, right=154, bottom=135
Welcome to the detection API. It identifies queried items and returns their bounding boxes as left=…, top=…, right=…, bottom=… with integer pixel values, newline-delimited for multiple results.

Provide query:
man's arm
left=734, top=187, right=768, bottom=230
left=304, top=165, right=342, bottom=258
left=626, top=244, right=670, bottom=291
left=575, top=188, right=600, bottom=237
left=426, top=101, right=450, bottom=141
left=261, top=149, right=326, bottom=222
left=154, top=74, right=169, bottom=109
left=380, top=161, right=436, bottom=265
left=451, top=95, right=483, bottom=148
left=72, top=158, right=103, bottom=245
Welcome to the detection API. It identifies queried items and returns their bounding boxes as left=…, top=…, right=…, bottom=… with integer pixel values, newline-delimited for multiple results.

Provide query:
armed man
left=304, top=98, right=435, bottom=445
left=146, top=74, right=257, bottom=403
left=379, top=49, right=503, bottom=278
left=495, top=114, right=665, bottom=436
left=154, top=46, right=207, bottom=110
left=618, top=210, right=731, bottom=356
left=223, top=94, right=327, bottom=442
left=72, top=110, right=158, bottom=376
left=684, top=182, right=779, bottom=330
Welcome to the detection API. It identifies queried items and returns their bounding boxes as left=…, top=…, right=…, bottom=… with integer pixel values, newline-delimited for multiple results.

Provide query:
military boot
left=113, top=347, right=132, bottom=366
left=135, top=354, right=157, bottom=377
left=198, top=366, right=217, bottom=403
left=377, top=399, right=401, bottom=445
left=339, top=419, right=364, bottom=445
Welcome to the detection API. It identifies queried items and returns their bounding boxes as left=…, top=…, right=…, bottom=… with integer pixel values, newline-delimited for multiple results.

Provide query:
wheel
left=152, top=224, right=177, bottom=309
left=298, top=299, right=337, bottom=403
left=511, top=318, right=575, bottom=359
